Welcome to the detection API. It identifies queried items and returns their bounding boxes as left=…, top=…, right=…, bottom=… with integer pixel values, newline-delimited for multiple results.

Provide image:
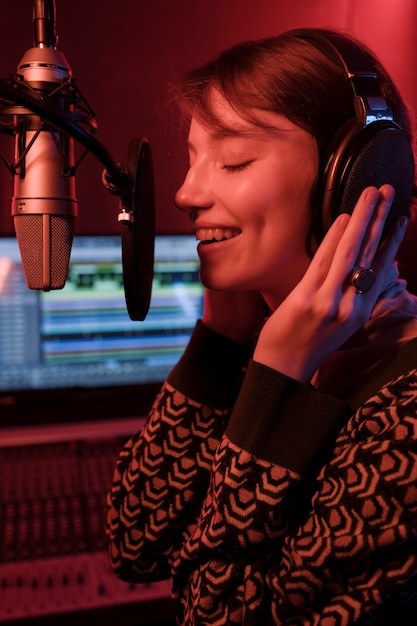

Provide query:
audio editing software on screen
left=0, top=234, right=203, bottom=394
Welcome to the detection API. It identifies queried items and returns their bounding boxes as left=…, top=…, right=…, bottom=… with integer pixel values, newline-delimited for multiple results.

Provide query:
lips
left=196, top=227, right=241, bottom=243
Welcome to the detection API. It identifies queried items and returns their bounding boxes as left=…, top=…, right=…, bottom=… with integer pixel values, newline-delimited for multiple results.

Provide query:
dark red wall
left=1, top=0, right=416, bottom=237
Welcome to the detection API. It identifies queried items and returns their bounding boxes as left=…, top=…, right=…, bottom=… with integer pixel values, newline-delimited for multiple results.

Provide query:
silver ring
left=351, top=267, right=376, bottom=294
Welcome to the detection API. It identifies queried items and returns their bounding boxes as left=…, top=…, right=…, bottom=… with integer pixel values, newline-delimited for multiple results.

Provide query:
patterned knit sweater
left=105, top=321, right=417, bottom=625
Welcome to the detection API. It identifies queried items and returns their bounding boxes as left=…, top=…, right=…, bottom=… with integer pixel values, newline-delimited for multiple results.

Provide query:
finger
left=355, top=184, right=396, bottom=268
left=345, top=207, right=407, bottom=301
left=300, top=212, right=351, bottom=290
left=350, top=214, right=408, bottom=302
left=321, top=187, right=381, bottom=293
left=372, top=212, right=409, bottom=276
left=341, top=186, right=385, bottom=263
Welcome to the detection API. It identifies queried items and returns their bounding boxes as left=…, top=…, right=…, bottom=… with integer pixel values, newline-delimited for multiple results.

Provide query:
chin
left=200, top=273, right=228, bottom=291
left=200, top=279, right=227, bottom=292
left=200, top=273, right=249, bottom=293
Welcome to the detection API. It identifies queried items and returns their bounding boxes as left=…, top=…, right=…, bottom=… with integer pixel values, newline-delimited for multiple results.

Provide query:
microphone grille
left=14, top=214, right=74, bottom=290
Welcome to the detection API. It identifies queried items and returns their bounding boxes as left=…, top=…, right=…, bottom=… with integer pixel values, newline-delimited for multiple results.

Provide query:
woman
left=106, top=29, right=417, bottom=625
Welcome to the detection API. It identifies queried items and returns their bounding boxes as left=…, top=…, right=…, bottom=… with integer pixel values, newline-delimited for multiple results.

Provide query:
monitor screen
left=0, top=234, right=203, bottom=420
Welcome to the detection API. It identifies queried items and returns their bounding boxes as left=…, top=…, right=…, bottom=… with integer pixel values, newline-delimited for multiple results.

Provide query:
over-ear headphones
left=291, top=28, right=415, bottom=238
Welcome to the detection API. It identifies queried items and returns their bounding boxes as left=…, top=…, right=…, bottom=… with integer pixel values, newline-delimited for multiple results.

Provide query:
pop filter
left=118, top=137, right=155, bottom=321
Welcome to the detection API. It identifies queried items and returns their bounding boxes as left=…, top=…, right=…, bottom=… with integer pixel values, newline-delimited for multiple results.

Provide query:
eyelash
left=221, top=160, right=253, bottom=173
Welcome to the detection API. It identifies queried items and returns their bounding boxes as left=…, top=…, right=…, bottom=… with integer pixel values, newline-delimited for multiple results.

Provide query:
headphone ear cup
left=321, top=121, right=415, bottom=235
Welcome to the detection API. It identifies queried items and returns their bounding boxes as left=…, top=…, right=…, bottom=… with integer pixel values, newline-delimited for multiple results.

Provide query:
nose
left=174, top=166, right=214, bottom=216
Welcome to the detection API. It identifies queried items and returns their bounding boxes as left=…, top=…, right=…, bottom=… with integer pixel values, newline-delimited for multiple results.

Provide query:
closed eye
left=221, top=160, right=253, bottom=173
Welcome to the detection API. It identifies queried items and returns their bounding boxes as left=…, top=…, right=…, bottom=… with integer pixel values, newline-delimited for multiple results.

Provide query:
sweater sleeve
left=226, top=359, right=351, bottom=475
left=167, top=319, right=253, bottom=407
left=105, top=321, right=251, bottom=582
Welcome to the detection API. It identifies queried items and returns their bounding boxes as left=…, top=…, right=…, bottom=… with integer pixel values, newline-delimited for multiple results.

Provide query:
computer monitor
left=0, top=233, right=203, bottom=425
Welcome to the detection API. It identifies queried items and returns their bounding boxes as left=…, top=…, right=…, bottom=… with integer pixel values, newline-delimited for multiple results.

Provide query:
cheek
left=257, top=167, right=317, bottom=233
left=272, top=148, right=318, bottom=230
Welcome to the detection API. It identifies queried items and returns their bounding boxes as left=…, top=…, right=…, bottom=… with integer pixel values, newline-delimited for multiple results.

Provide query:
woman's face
left=175, top=91, right=319, bottom=308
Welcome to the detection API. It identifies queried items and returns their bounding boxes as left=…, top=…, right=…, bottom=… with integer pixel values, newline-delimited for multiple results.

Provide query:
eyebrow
left=209, top=120, right=298, bottom=141
left=210, top=127, right=263, bottom=140
left=186, top=127, right=260, bottom=153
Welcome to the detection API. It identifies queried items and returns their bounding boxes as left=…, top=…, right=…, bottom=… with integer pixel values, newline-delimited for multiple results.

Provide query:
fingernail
left=399, top=216, right=408, bottom=229
left=366, top=187, right=380, bottom=205
left=385, top=186, right=396, bottom=204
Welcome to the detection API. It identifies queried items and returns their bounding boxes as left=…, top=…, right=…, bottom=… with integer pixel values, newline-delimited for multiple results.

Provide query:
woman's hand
left=202, top=288, right=268, bottom=345
left=253, top=184, right=409, bottom=383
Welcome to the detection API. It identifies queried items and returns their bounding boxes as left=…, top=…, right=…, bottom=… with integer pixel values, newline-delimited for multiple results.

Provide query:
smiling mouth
left=196, top=227, right=241, bottom=244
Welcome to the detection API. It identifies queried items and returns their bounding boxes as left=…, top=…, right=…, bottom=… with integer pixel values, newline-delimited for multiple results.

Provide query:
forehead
left=189, top=89, right=301, bottom=143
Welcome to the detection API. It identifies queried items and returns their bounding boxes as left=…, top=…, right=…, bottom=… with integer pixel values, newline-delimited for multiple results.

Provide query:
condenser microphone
left=11, top=0, right=78, bottom=290
left=0, top=0, right=155, bottom=320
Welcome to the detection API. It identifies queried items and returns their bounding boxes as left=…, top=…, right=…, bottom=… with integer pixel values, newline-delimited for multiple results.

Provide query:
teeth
left=196, top=228, right=240, bottom=242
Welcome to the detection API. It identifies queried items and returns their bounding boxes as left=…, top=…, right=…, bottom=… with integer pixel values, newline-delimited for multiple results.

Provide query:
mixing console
left=0, top=551, right=171, bottom=623
left=0, top=418, right=174, bottom=625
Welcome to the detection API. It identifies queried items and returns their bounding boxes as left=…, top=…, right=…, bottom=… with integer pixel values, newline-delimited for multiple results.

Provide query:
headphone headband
left=289, top=29, right=394, bottom=125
